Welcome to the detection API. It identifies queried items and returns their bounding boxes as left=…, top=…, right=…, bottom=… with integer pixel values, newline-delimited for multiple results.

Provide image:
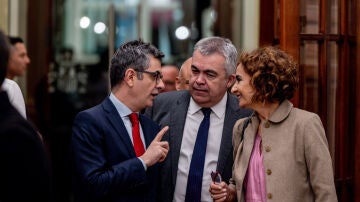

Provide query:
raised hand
left=140, top=126, right=169, bottom=167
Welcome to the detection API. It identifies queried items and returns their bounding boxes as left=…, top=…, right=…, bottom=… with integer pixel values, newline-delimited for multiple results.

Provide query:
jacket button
left=266, top=169, right=272, bottom=175
left=264, top=121, right=270, bottom=128
left=267, top=193, right=273, bottom=199
left=265, top=146, right=271, bottom=152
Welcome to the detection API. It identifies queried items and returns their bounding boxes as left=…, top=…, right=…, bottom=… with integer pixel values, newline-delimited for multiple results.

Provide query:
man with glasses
left=71, top=39, right=169, bottom=202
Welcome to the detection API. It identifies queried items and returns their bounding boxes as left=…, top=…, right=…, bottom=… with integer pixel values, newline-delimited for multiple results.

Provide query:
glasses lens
left=153, top=71, right=162, bottom=83
left=140, top=70, right=162, bottom=83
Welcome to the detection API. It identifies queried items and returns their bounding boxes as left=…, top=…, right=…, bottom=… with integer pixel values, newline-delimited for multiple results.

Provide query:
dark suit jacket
left=144, top=90, right=252, bottom=201
left=71, top=97, right=161, bottom=202
left=0, top=91, right=52, bottom=202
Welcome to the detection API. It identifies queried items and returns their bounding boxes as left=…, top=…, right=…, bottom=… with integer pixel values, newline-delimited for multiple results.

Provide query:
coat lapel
left=170, top=91, right=191, bottom=185
left=217, top=93, right=239, bottom=173
left=102, top=98, right=135, bottom=157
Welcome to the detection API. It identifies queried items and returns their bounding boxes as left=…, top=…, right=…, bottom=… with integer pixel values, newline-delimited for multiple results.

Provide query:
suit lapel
left=102, top=98, right=135, bottom=157
left=170, top=91, right=191, bottom=185
left=217, top=93, right=240, bottom=173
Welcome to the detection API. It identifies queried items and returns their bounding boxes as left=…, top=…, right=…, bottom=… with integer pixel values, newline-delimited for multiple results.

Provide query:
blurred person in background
left=1, top=36, right=30, bottom=118
left=0, top=29, right=52, bottom=202
left=6, top=36, right=31, bottom=80
left=175, top=57, right=192, bottom=91
left=161, top=64, right=179, bottom=92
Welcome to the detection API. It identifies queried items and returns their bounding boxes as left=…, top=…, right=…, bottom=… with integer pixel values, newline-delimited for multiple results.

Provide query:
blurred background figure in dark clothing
left=0, top=29, right=53, bottom=202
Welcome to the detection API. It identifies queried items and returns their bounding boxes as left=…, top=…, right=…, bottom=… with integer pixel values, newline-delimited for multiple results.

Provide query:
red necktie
left=129, top=113, right=145, bottom=157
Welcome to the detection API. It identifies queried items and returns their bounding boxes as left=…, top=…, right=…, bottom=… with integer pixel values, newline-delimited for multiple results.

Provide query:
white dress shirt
left=173, top=93, right=228, bottom=202
left=1, top=78, right=26, bottom=118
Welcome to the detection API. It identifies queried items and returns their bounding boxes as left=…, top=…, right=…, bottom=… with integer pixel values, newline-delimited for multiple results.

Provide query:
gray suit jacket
left=144, top=90, right=252, bottom=202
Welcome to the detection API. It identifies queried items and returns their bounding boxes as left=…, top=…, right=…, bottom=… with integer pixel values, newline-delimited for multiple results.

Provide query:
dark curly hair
left=239, top=46, right=299, bottom=103
left=110, top=39, right=164, bottom=88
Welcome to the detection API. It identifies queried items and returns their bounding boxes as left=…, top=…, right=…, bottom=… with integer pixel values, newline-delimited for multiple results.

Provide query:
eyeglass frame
left=134, top=69, right=163, bottom=84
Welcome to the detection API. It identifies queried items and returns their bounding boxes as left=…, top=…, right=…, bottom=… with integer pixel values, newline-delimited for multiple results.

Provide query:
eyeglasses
left=136, top=70, right=163, bottom=84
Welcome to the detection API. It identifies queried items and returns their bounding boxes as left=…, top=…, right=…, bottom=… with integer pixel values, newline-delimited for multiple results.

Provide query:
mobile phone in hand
left=211, top=171, right=222, bottom=183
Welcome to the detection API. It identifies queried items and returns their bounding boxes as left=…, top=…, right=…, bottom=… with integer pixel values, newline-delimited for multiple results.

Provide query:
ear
left=226, top=74, right=236, bottom=88
left=124, top=68, right=137, bottom=86
left=175, top=76, right=180, bottom=90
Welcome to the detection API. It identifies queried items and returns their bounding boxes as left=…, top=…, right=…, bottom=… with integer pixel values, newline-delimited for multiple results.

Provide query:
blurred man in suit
left=145, top=36, right=252, bottom=201
left=71, top=39, right=169, bottom=202
left=0, top=30, right=52, bottom=202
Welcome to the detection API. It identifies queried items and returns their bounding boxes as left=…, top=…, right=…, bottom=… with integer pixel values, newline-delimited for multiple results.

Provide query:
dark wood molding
left=26, top=0, right=52, bottom=127
left=279, top=0, right=300, bottom=106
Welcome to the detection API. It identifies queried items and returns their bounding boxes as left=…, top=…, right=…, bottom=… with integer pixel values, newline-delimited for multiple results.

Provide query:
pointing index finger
left=154, top=126, right=169, bottom=141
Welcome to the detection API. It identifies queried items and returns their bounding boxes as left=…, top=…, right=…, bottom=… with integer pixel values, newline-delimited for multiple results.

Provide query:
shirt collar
left=109, top=93, right=133, bottom=117
left=188, top=92, right=228, bottom=119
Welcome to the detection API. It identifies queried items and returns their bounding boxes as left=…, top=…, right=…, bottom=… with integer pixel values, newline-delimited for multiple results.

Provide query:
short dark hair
left=109, top=39, right=164, bottom=88
left=8, top=36, right=24, bottom=45
left=0, top=30, right=10, bottom=85
left=239, top=46, right=299, bottom=103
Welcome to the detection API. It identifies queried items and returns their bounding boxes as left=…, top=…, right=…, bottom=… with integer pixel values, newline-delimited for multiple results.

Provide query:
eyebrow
left=191, top=65, right=218, bottom=74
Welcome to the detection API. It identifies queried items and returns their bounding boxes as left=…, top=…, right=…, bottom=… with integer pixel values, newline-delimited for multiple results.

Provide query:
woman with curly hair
left=209, top=46, right=337, bottom=202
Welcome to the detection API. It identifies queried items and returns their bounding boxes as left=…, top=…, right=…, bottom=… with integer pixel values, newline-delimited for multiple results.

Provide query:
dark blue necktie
left=185, top=108, right=211, bottom=202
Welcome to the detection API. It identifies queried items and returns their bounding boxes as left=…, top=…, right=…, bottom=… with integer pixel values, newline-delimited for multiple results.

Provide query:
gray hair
left=194, top=36, right=237, bottom=75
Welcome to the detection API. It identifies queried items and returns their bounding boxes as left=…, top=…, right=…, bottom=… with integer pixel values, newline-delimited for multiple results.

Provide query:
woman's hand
left=209, top=181, right=236, bottom=202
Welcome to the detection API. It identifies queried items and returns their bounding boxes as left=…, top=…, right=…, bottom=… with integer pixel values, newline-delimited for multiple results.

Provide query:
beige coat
left=230, top=100, right=337, bottom=202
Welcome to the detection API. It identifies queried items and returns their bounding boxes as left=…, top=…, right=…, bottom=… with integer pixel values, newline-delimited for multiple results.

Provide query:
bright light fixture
left=175, top=26, right=190, bottom=40
left=94, top=22, right=106, bottom=34
left=79, top=16, right=90, bottom=29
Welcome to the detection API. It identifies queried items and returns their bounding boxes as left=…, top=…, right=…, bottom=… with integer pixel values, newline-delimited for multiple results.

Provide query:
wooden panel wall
left=26, top=0, right=52, bottom=125
left=353, top=0, right=360, bottom=200
left=0, top=0, right=8, bottom=32
left=279, top=0, right=300, bottom=106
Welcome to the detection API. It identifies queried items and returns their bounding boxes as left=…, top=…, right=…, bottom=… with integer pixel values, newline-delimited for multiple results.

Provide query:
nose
left=195, top=73, right=206, bottom=84
left=25, top=55, right=31, bottom=64
left=156, top=77, right=165, bottom=90
left=230, top=83, right=238, bottom=94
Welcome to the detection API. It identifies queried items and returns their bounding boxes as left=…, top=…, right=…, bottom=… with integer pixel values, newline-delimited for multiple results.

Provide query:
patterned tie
left=185, top=108, right=211, bottom=202
left=129, top=113, right=145, bottom=157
